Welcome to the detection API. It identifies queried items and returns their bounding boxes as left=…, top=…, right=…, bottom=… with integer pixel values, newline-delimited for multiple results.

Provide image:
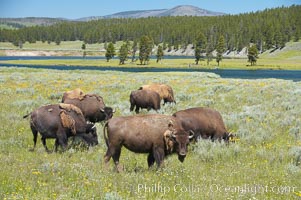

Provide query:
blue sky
left=0, top=0, right=300, bottom=19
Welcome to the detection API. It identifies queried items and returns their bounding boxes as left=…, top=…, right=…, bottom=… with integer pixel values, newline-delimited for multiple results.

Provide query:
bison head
left=164, top=121, right=194, bottom=162
left=83, top=123, right=98, bottom=146
left=100, top=107, right=115, bottom=121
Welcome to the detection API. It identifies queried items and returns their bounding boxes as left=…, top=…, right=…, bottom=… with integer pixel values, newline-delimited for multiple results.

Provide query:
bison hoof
left=116, top=165, right=124, bottom=173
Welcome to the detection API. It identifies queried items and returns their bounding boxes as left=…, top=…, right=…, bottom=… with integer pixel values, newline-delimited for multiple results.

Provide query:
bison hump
left=64, top=88, right=85, bottom=100
left=60, top=111, right=76, bottom=135
left=84, top=94, right=104, bottom=103
left=59, top=103, right=83, bottom=116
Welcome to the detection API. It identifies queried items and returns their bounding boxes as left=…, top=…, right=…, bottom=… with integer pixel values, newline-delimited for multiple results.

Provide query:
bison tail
left=103, top=121, right=109, bottom=147
left=23, top=112, right=32, bottom=119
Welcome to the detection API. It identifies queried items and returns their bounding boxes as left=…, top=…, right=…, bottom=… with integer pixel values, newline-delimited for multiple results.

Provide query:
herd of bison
left=23, top=84, right=234, bottom=171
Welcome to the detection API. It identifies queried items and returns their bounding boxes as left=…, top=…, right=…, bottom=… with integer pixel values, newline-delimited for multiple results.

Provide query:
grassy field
left=0, top=67, right=300, bottom=199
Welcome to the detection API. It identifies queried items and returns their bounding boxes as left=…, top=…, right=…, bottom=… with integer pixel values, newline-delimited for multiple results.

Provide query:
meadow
left=0, top=66, right=300, bottom=199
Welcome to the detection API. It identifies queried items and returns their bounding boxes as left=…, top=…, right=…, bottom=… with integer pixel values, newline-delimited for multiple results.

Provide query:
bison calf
left=103, top=114, right=194, bottom=172
left=130, top=90, right=161, bottom=113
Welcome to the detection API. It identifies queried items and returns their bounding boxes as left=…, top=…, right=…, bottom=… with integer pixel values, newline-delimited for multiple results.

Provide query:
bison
left=103, top=114, right=194, bottom=172
left=139, top=84, right=176, bottom=104
left=172, top=107, right=232, bottom=142
left=62, top=89, right=114, bottom=123
left=130, top=89, right=161, bottom=113
left=23, top=103, right=98, bottom=152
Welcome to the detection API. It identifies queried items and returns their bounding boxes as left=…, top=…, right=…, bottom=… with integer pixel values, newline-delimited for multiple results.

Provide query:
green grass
left=0, top=67, right=301, bottom=199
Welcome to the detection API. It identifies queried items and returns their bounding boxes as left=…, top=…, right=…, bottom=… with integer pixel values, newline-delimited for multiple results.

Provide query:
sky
left=0, top=0, right=300, bottom=19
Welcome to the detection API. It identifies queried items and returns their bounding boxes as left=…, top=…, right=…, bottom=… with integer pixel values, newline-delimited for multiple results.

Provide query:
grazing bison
left=139, top=84, right=176, bottom=104
left=62, top=89, right=114, bottom=123
left=130, top=89, right=161, bottom=113
left=103, top=114, right=194, bottom=172
left=23, top=103, right=98, bottom=152
left=172, top=107, right=232, bottom=142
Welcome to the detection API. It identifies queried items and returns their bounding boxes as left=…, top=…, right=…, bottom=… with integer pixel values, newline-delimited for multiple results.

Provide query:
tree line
left=0, top=5, right=300, bottom=54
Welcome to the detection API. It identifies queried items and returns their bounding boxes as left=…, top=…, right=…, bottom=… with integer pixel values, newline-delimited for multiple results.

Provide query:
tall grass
left=0, top=67, right=300, bottom=199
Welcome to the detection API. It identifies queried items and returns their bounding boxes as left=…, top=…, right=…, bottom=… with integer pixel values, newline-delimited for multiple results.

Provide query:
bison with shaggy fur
left=103, top=114, right=194, bottom=172
left=139, top=84, right=176, bottom=104
left=23, top=104, right=98, bottom=152
left=172, top=107, right=232, bottom=142
left=130, top=89, right=161, bottom=113
left=62, top=90, right=114, bottom=123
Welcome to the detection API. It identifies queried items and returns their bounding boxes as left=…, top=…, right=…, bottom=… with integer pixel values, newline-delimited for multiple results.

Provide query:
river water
left=0, top=56, right=300, bottom=81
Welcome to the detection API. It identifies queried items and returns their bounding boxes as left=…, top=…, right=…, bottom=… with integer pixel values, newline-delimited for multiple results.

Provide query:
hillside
left=0, top=17, right=67, bottom=28
left=84, top=5, right=225, bottom=20
left=0, top=5, right=225, bottom=26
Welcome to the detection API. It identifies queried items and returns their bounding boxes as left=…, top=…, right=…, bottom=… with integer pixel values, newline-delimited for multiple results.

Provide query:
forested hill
left=0, top=5, right=300, bottom=53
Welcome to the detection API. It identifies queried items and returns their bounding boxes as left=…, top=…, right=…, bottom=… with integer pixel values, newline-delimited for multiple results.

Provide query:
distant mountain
left=77, top=5, right=225, bottom=21
left=157, top=5, right=225, bottom=17
left=0, top=5, right=225, bottom=28
left=0, top=17, right=67, bottom=28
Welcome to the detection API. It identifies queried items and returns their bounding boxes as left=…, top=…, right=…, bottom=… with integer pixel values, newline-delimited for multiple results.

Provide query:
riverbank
left=0, top=57, right=301, bottom=70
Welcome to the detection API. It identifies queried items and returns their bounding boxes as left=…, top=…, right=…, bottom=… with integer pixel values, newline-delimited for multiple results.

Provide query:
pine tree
left=119, top=43, right=128, bottom=65
left=55, top=34, right=61, bottom=45
left=105, top=42, right=115, bottom=62
left=156, top=45, right=164, bottom=63
left=131, top=40, right=137, bottom=62
left=206, top=42, right=214, bottom=66
left=216, top=35, right=225, bottom=66
left=194, top=32, right=206, bottom=64
left=248, top=44, right=259, bottom=66
left=139, top=35, right=153, bottom=65
left=81, top=43, right=86, bottom=59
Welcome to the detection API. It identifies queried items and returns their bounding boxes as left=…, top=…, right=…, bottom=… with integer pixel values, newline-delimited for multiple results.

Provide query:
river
left=0, top=56, right=300, bottom=81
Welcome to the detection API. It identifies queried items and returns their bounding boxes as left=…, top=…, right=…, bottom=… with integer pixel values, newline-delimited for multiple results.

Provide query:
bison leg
left=54, top=139, right=59, bottom=152
left=112, top=148, right=123, bottom=172
left=147, top=153, right=155, bottom=168
left=41, top=136, right=50, bottom=152
left=56, top=128, right=68, bottom=152
left=29, top=124, right=38, bottom=152
left=153, top=147, right=165, bottom=168
left=135, top=107, right=140, bottom=114
left=104, top=149, right=112, bottom=163
left=104, top=145, right=123, bottom=172
left=130, top=103, right=135, bottom=112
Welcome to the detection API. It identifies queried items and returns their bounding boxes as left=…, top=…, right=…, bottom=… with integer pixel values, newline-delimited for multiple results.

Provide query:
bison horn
left=171, top=133, right=177, bottom=138
left=188, top=130, right=195, bottom=139
left=112, top=108, right=116, bottom=113
left=91, top=124, right=96, bottom=130
left=100, top=108, right=104, bottom=112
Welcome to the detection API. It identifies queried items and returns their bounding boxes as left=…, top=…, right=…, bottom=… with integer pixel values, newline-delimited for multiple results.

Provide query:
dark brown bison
left=172, top=107, right=232, bottom=142
left=103, top=114, right=194, bottom=172
left=23, top=103, right=98, bottom=152
left=62, top=90, right=114, bottom=123
left=139, top=84, right=176, bottom=104
left=130, top=90, right=161, bottom=113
